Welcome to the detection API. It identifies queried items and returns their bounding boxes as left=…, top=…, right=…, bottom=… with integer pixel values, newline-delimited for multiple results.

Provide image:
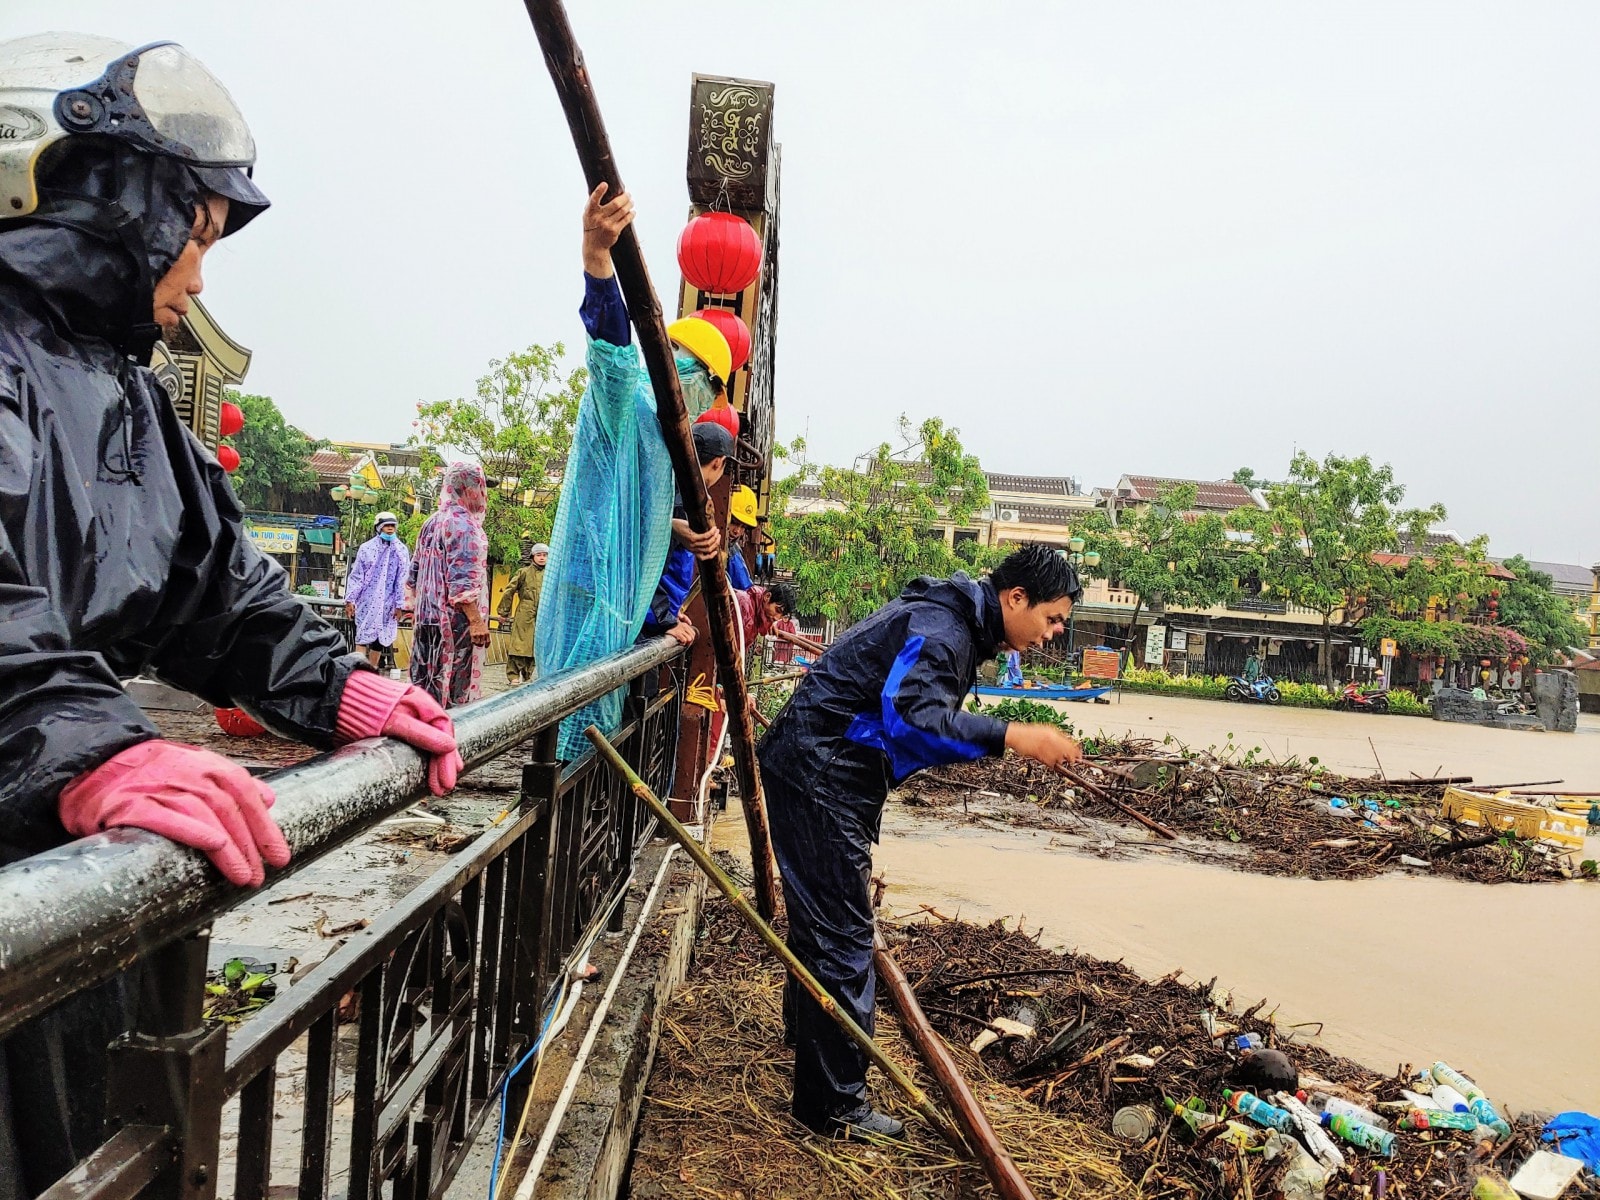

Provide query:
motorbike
left=1225, top=675, right=1281, bottom=704
left=1341, top=681, right=1390, bottom=713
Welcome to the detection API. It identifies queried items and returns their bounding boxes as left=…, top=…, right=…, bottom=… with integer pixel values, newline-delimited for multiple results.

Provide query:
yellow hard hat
left=666, top=316, right=732, bottom=385
left=730, top=485, right=758, bottom=526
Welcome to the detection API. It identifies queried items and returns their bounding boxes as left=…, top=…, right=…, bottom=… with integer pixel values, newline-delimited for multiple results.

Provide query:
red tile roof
left=1120, top=475, right=1258, bottom=511
left=1371, top=553, right=1516, bottom=580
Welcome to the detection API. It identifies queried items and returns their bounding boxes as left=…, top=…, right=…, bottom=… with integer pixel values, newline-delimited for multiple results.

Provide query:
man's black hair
left=989, top=543, right=1082, bottom=604
left=691, top=422, right=734, bottom=465
left=768, top=582, right=797, bottom=615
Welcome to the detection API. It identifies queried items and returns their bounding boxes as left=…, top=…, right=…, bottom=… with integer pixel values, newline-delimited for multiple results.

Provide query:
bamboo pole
left=583, top=725, right=967, bottom=1152
left=873, top=932, right=1041, bottom=1200
left=775, top=626, right=827, bottom=656
left=524, top=0, right=780, bottom=919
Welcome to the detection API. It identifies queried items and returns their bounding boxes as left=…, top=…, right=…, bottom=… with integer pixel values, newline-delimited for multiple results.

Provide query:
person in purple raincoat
left=345, top=511, right=411, bottom=667
left=407, top=464, right=489, bottom=708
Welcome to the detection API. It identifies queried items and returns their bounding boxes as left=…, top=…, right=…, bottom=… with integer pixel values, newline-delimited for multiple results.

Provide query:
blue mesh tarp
left=536, top=337, right=676, bottom=759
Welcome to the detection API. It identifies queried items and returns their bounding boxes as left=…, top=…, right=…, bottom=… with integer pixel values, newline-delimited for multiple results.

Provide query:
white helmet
left=374, top=511, right=399, bottom=531
left=0, top=32, right=265, bottom=224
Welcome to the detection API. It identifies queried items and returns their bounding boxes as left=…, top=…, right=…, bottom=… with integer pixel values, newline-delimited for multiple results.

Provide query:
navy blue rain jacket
left=758, top=572, right=1009, bottom=839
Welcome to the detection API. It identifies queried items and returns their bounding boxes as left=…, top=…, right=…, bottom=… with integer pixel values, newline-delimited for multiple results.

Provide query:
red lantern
left=214, top=707, right=266, bottom=737
left=217, top=444, right=241, bottom=472
left=677, top=212, right=761, bottom=294
left=689, top=307, right=752, bottom=373
left=219, top=400, right=245, bottom=438
left=695, top=396, right=741, bottom=441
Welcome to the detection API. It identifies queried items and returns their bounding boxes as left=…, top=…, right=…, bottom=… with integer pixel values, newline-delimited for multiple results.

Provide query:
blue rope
left=486, top=988, right=565, bottom=1200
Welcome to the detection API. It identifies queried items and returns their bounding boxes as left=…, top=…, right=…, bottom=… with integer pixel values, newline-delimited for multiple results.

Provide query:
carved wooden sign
left=686, top=74, right=774, bottom=210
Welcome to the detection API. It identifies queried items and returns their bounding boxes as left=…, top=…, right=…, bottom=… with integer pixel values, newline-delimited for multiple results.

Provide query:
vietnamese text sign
left=1145, top=625, right=1167, bottom=666
left=247, top=525, right=298, bottom=556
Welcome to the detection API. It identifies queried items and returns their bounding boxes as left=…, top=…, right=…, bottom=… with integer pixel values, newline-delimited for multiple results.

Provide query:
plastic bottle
left=1163, top=1098, right=1256, bottom=1147
left=1307, top=1092, right=1390, bottom=1130
left=1223, top=1089, right=1295, bottom=1134
left=1430, top=1084, right=1471, bottom=1113
left=1398, top=1108, right=1480, bottom=1132
left=1235, top=1032, right=1263, bottom=1051
left=1321, top=1111, right=1397, bottom=1156
left=1430, top=1063, right=1512, bottom=1139
left=1273, top=1091, right=1347, bottom=1172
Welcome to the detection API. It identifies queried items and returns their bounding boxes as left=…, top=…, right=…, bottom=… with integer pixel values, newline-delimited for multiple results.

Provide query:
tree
left=228, top=391, right=322, bottom=510
left=1498, top=556, right=1591, bottom=665
left=1233, top=452, right=1443, bottom=688
left=1074, top=482, right=1235, bottom=651
left=1232, top=466, right=1266, bottom=492
left=412, top=343, right=583, bottom=565
left=769, top=416, right=997, bottom=625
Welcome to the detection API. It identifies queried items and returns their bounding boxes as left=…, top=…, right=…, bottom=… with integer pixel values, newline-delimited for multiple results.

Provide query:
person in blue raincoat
left=534, top=183, right=687, bottom=760
left=758, top=544, right=1085, bottom=1138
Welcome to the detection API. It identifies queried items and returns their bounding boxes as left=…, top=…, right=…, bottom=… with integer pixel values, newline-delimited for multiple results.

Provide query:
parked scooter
left=1225, top=675, right=1281, bottom=704
left=1341, top=681, right=1390, bottom=713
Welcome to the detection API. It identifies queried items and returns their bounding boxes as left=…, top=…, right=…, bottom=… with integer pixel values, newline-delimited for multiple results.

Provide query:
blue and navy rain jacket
left=757, top=572, right=1010, bottom=839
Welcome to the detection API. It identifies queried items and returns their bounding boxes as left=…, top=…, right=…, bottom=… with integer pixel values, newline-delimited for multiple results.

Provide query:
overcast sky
left=11, top=2, right=1598, bottom=563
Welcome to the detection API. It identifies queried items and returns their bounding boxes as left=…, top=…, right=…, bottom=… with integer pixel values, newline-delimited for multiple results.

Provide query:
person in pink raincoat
left=407, top=463, right=490, bottom=708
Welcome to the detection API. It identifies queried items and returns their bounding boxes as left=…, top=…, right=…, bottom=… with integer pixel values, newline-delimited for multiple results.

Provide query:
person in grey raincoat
left=0, top=34, right=462, bottom=1196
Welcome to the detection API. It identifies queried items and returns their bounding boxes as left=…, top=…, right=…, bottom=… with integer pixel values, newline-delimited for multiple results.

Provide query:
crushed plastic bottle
left=1235, top=1032, right=1263, bottom=1051
left=1273, top=1091, right=1347, bottom=1172
left=1321, top=1111, right=1397, bottom=1156
left=1306, top=1092, right=1390, bottom=1130
left=1398, top=1108, right=1480, bottom=1132
left=1223, top=1089, right=1296, bottom=1133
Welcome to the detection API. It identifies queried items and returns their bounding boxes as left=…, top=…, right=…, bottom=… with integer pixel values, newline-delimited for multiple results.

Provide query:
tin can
left=1112, top=1104, right=1158, bottom=1142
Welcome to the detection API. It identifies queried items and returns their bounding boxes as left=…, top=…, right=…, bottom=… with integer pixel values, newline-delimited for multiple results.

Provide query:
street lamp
left=1064, top=538, right=1100, bottom=671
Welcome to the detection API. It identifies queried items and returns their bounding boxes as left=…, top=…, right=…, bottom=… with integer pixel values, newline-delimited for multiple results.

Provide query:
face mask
left=675, top=353, right=717, bottom=418
left=380, top=531, right=396, bottom=542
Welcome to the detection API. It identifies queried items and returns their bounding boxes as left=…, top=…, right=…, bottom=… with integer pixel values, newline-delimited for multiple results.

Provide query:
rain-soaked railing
left=0, top=637, right=685, bottom=1200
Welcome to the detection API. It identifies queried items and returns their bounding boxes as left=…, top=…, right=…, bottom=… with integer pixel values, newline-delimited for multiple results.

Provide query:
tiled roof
left=1371, top=553, right=1517, bottom=581
left=986, top=472, right=1079, bottom=497
left=1519, top=560, right=1594, bottom=591
left=998, top=503, right=1078, bottom=526
left=1119, top=475, right=1258, bottom=511
left=308, top=449, right=363, bottom=479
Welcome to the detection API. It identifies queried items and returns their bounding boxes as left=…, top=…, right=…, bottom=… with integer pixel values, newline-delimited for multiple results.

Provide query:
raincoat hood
left=897, top=571, right=1006, bottom=657
left=0, top=139, right=204, bottom=357
left=440, top=462, right=487, bottom=519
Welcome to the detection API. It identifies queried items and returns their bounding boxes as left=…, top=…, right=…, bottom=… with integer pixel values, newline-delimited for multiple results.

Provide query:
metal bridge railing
left=0, top=637, right=685, bottom=1200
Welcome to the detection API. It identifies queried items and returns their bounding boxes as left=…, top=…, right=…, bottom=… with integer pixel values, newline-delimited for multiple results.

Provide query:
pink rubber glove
left=336, top=671, right=463, bottom=796
left=59, top=740, right=290, bottom=888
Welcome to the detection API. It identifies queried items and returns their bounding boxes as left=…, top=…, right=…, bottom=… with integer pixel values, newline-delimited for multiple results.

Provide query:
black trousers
left=763, top=771, right=876, bottom=1130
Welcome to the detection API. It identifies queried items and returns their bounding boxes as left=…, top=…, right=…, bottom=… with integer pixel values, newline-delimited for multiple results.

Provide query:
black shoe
left=829, top=1105, right=905, bottom=1141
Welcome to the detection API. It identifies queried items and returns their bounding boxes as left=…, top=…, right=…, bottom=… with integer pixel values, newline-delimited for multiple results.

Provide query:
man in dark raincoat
left=0, top=33, right=463, bottom=1195
left=758, top=544, right=1085, bottom=1138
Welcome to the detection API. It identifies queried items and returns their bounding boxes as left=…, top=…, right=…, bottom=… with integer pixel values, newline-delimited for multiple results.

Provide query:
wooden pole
left=583, top=726, right=967, bottom=1151
left=874, top=932, right=1041, bottom=1200
left=524, top=0, right=780, bottom=919
left=774, top=626, right=827, bottom=657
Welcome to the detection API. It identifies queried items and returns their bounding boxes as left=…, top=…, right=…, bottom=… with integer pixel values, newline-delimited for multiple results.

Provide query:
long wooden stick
left=1063, top=769, right=1179, bottom=840
left=874, top=933, right=1040, bottom=1200
left=775, top=627, right=827, bottom=656
left=525, top=0, right=780, bottom=919
left=583, top=726, right=967, bottom=1151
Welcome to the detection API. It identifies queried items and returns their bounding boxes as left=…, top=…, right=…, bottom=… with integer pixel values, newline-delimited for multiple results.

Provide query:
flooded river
left=874, top=809, right=1599, bottom=1115
left=721, top=696, right=1600, bottom=1114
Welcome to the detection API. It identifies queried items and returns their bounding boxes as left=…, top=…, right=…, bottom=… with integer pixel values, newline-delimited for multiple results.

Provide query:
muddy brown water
left=722, top=695, right=1600, bottom=1115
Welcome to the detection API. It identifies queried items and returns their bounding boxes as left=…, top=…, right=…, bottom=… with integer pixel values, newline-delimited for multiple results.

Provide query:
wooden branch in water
left=1063, top=770, right=1179, bottom=840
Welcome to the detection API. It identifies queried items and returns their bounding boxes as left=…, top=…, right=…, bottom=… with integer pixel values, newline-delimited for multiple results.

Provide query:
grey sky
left=10, top=2, right=1598, bottom=563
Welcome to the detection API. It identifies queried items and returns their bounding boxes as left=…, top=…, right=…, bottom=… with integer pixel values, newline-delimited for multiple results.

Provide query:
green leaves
left=228, top=391, right=323, bottom=509
left=769, top=416, right=999, bottom=625
left=412, top=342, right=585, bottom=565
left=1497, top=555, right=1592, bottom=665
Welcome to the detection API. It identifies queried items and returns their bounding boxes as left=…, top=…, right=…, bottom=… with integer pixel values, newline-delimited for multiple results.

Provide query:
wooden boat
left=970, top=682, right=1111, bottom=703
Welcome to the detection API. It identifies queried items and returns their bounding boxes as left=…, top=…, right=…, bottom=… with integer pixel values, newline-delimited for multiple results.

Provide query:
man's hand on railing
left=58, top=740, right=291, bottom=888
left=335, top=671, right=463, bottom=795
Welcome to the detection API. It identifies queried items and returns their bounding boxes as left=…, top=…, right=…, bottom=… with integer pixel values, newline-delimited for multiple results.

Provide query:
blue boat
left=970, top=682, right=1112, bottom=703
